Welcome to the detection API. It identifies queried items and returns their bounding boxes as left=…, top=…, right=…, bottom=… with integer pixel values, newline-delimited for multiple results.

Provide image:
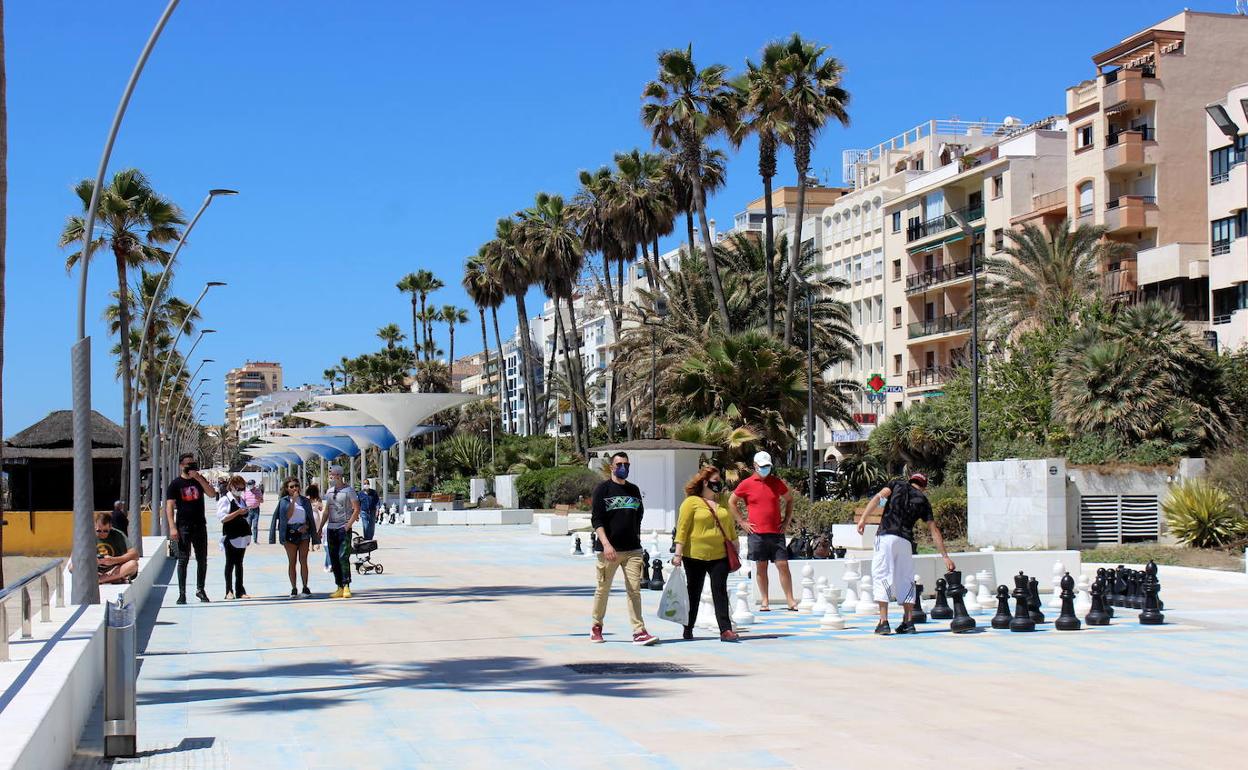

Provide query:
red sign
left=866, top=374, right=885, bottom=393
left=853, top=413, right=878, bottom=425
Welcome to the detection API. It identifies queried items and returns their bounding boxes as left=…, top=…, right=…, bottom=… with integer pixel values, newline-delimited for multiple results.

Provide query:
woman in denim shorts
left=275, top=478, right=319, bottom=598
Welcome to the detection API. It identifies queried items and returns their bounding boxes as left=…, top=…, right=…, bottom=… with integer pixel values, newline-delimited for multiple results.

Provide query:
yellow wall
left=2, top=511, right=153, bottom=556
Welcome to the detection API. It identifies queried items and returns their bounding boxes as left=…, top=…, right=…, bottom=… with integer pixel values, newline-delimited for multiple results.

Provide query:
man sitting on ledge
left=94, top=512, right=139, bottom=584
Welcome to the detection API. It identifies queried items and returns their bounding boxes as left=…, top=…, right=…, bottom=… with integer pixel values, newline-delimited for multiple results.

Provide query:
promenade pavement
left=69, top=501, right=1248, bottom=769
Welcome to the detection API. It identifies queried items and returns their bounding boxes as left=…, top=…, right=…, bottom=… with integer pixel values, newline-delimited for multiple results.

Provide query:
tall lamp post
left=70, top=0, right=184, bottom=606
left=803, top=283, right=817, bottom=501
left=152, top=320, right=219, bottom=534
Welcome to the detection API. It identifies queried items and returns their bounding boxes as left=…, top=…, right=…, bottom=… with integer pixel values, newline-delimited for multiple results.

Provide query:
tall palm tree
left=983, top=220, right=1133, bottom=337
left=519, top=192, right=589, bottom=455
left=767, top=35, right=850, bottom=344
left=376, top=323, right=404, bottom=349
left=440, top=305, right=468, bottom=372
left=416, top=270, right=444, bottom=359
left=485, top=217, right=540, bottom=435
left=665, top=147, right=728, bottom=262
left=417, top=306, right=441, bottom=362
left=396, top=273, right=421, bottom=369
left=463, top=252, right=509, bottom=430
left=60, top=168, right=185, bottom=502
left=732, top=53, right=790, bottom=335
left=642, top=45, right=736, bottom=332
left=611, top=148, right=674, bottom=293
left=323, top=367, right=339, bottom=394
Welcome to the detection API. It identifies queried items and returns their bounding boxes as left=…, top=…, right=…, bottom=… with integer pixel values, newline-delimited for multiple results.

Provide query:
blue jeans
left=360, top=512, right=376, bottom=541
left=247, top=509, right=260, bottom=541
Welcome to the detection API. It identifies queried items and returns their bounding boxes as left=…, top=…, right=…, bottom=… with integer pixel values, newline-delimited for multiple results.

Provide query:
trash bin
left=103, top=596, right=137, bottom=757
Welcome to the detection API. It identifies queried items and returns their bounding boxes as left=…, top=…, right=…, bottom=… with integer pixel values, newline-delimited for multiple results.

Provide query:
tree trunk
left=600, top=254, right=618, bottom=442
left=114, top=251, right=133, bottom=505
left=639, top=241, right=657, bottom=293
left=553, top=309, right=582, bottom=457
left=689, top=143, right=730, bottom=332
left=476, top=307, right=494, bottom=411
left=0, top=0, right=7, bottom=586
left=513, top=293, right=539, bottom=435
left=652, top=235, right=661, bottom=281
left=785, top=127, right=811, bottom=345
left=563, top=294, right=590, bottom=454
left=685, top=208, right=695, bottom=258
left=489, top=307, right=509, bottom=432
left=410, top=295, right=419, bottom=375
left=418, top=295, right=428, bottom=363
left=447, top=323, right=455, bottom=379
left=760, top=132, right=777, bottom=336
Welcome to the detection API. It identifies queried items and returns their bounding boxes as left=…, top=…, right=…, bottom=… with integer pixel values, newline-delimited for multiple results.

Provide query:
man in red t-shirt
left=729, top=451, right=797, bottom=612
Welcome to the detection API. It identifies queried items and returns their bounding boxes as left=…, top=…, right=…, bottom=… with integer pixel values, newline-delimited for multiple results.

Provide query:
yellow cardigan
left=675, top=495, right=738, bottom=561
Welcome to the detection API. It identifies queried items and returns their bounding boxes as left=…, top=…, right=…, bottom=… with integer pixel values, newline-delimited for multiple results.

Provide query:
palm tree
left=416, top=270, right=444, bottom=359
left=766, top=35, right=850, bottom=344
left=665, top=147, right=728, bottom=262
left=60, top=168, right=185, bottom=502
left=323, top=367, right=339, bottom=394
left=440, top=305, right=468, bottom=373
left=611, top=149, right=674, bottom=293
left=732, top=53, right=790, bottom=335
left=983, top=220, right=1133, bottom=337
left=463, top=252, right=509, bottom=430
left=642, top=45, right=736, bottom=331
left=417, top=306, right=441, bottom=362
left=485, top=217, right=540, bottom=435
left=395, top=273, right=421, bottom=369
left=376, top=323, right=404, bottom=349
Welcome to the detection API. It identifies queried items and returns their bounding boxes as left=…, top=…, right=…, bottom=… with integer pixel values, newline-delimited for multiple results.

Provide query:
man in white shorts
left=855, top=472, right=955, bottom=635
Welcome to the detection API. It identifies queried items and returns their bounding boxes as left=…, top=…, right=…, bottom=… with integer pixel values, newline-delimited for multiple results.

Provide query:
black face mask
left=707, top=480, right=722, bottom=493
left=182, top=462, right=198, bottom=473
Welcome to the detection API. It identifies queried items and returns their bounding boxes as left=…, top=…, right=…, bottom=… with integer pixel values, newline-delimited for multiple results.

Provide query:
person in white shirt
left=217, top=475, right=253, bottom=599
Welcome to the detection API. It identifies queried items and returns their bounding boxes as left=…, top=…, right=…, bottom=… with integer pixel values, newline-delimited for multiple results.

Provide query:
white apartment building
left=1207, top=82, right=1248, bottom=350
left=238, top=386, right=328, bottom=442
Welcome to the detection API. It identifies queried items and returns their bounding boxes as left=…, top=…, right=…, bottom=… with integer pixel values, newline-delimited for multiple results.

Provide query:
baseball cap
left=753, top=451, right=773, bottom=468
left=909, top=472, right=929, bottom=487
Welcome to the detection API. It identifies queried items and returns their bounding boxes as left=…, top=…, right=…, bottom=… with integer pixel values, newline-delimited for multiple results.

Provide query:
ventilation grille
left=1079, top=494, right=1159, bottom=545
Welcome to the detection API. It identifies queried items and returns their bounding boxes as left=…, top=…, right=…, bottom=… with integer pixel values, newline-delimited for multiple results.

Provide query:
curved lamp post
left=70, top=0, right=184, bottom=606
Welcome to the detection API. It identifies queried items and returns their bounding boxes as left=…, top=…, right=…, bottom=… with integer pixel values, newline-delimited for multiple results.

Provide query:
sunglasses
left=613, top=462, right=630, bottom=468
left=95, top=528, right=109, bottom=535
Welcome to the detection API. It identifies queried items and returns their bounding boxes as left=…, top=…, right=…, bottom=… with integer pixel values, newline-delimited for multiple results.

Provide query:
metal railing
left=905, top=258, right=979, bottom=294
left=1106, top=195, right=1157, bottom=210
left=907, top=366, right=957, bottom=387
left=1105, top=127, right=1155, bottom=145
left=907, top=313, right=970, bottom=339
left=905, top=205, right=984, bottom=243
left=1212, top=242, right=1231, bottom=256
left=1213, top=313, right=1233, bottom=325
left=1212, top=172, right=1230, bottom=185
left=0, top=559, right=66, bottom=662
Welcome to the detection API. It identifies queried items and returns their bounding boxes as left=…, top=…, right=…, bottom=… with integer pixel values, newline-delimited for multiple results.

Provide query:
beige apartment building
left=225, top=361, right=282, bottom=437
left=1207, top=82, right=1248, bottom=349
left=1064, top=10, right=1248, bottom=321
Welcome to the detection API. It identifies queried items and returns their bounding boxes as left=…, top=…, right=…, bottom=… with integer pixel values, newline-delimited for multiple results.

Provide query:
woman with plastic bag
left=672, top=465, right=740, bottom=642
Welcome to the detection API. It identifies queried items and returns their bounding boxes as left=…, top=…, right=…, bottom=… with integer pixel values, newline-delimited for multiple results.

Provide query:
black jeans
left=684, top=556, right=731, bottom=633
left=326, top=527, right=351, bottom=588
left=224, top=541, right=247, bottom=595
left=176, top=519, right=208, bottom=595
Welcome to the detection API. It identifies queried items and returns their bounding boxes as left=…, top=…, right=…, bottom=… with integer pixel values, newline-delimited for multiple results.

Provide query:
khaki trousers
left=591, top=549, right=645, bottom=633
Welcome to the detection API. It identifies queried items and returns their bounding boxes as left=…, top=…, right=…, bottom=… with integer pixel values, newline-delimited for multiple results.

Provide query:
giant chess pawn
left=1132, top=570, right=1146, bottom=611
left=1048, top=561, right=1066, bottom=610
left=991, top=585, right=1012, bottom=629
left=930, top=578, right=954, bottom=620
left=590, top=532, right=600, bottom=553
left=1074, top=574, right=1092, bottom=617
left=669, top=526, right=677, bottom=554
left=571, top=535, right=583, bottom=556
left=1055, top=572, right=1081, bottom=631
left=651, top=529, right=661, bottom=555
left=963, top=572, right=982, bottom=616
left=946, top=570, right=977, bottom=634
left=1085, top=574, right=1111, bottom=626
left=732, top=581, right=755, bottom=627
left=1009, top=572, right=1036, bottom=632
left=976, top=569, right=996, bottom=611
left=856, top=574, right=875, bottom=615
left=811, top=576, right=830, bottom=614
left=911, top=577, right=928, bottom=624
left=642, top=550, right=652, bottom=586
left=820, top=586, right=846, bottom=630
left=798, top=565, right=817, bottom=613
left=649, top=559, right=664, bottom=591
left=1113, top=565, right=1128, bottom=608
left=840, top=560, right=860, bottom=613
left=1096, top=568, right=1114, bottom=618
left=1027, top=576, right=1046, bottom=623
left=699, top=583, right=717, bottom=630
left=1139, top=559, right=1165, bottom=625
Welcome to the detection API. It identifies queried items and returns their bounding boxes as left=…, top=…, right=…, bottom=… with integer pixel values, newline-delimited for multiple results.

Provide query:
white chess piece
left=812, top=576, right=830, bottom=614
left=1074, top=574, right=1092, bottom=616
left=699, top=583, right=716, bottom=629
left=856, top=574, right=875, bottom=615
left=651, top=529, right=661, bottom=554
left=977, top=569, right=996, bottom=610
left=840, top=560, right=860, bottom=613
left=963, top=573, right=981, bottom=615
left=1049, top=561, right=1065, bottom=609
left=820, top=586, right=846, bottom=630
left=798, top=565, right=817, bottom=612
left=732, top=581, right=754, bottom=627
left=911, top=574, right=925, bottom=616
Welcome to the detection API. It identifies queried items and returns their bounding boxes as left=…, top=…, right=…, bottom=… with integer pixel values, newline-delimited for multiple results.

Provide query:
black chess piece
left=1009, top=572, right=1036, bottom=632
left=1113, top=565, right=1128, bottom=607
left=1027, top=576, right=1045, bottom=623
left=1055, top=572, right=1081, bottom=631
left=946, top=570, right=977, bottom=633
left=1095, top=568, right=1114, bottom=617
left=1085, top=574, right=1111, bottom=626
left=930, top=577, right=954, bottom=620
left=590, top=532, right=600, bottom=553
left=572, top=535, right=583, bottom=556
left=834, top=546, right=847, bottom=559
left=649, top=558, right=665, bottom=591
left=1139, top=560, right=1165, bottom=625
left=911, top=580, right=927, bottom=624
left=642, top=550, right=651, bottom=586
left=670, top=526, right=677, bottom=554
left=1132, top=570, right=1145, bottom=610
left=1154, top=563, right=1165, bottom=611
left=991, top=585, right=1012, bottom=629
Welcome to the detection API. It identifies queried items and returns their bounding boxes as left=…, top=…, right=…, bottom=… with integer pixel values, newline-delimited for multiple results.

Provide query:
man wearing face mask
left=729, top=451, right=798, bottom=612
left=165, top=452, right=218, bottom=604
left=589, top=451, right=658, bottom=646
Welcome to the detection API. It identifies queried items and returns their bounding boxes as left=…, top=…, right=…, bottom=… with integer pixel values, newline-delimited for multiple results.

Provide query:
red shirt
left=732, top=474, right=789, bottom=534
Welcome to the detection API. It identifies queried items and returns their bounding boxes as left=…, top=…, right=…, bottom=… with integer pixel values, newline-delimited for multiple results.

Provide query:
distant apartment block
left=1207, top=82, right=1248, bottom=350
left=225, top=361, right=282, bottom=437
left=238, top=385, right=327, bottom=443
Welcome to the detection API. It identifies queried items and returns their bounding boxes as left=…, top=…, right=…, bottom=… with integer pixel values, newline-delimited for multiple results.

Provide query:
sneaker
left=874, top=620, right=892, bottom=636
left=682, top=627, right=694, bottom=641
left=895, top=621, right=918, bottom=635
left=720, top=630, right=740, bottom=642
left=195, top=590, right=210, bottom=603
left=289, top=589, right=298, bottom=599
left=589, top=624, right=605, bottom=643
left=632, top=630, right=659, bottom=646
left=341, top=586, right=352, bottom=599
left=329, top=588, right=344, bottom=599
left=175, top=594, right=187, bottom=605
left=239, top=594, right=251, bottom=600
left=301, top=586, right=312, bottom=597
left=224, top=591, right=235, bottom=601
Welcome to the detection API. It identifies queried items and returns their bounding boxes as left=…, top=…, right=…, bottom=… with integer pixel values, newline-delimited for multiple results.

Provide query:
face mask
left=757, top=466, right=772, bottom=477
left=614, top=464, right=630, bottom=480
left=707, top=480, right=722, bottom=493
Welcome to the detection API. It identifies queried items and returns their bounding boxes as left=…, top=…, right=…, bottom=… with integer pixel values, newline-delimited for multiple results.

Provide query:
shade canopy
left=287, top=442, right=346, bottom=461
left=273, top=428, right=361, bottom=457
left=290, top=411, right=400, bottom=450
left=316, top=392, right=485, bottom=440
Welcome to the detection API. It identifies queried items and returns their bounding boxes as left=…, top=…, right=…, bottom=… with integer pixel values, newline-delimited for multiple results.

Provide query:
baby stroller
left=351, top=532, right=384, bottom=575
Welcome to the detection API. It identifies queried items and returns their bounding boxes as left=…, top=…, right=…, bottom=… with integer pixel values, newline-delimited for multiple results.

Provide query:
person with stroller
left=275, top=478, right=318, bottom=598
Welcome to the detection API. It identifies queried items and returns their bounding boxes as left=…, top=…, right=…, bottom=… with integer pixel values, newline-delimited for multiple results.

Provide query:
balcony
left=905, top=258, right=979, bottom=295
left=1101, top=66, right=1159, bottom=108
left=1103, top=128, right=1156, bottom=172
left=907, top=313, right=970, bottom=339
left=906, top=366, right=956, bottom=388
left=1102, top=266, right=1138, bottom=297
left=905, top=205, right=984, bottom=244
left=1103, top=195, right=1157, bottom=234
left=1210, top=237, right=1248, bottom=290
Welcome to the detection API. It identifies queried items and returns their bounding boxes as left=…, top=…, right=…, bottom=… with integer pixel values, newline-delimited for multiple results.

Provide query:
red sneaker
left=590, top=624, right=604, bottom=643
left=632, top=630, right=659, bottom=646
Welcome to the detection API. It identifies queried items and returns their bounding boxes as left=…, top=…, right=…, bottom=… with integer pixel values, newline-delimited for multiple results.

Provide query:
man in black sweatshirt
left=589, top=452, right=658, bottom=645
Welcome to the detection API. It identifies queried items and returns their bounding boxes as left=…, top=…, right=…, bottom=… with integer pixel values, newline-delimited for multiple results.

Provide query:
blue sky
left=3, top=0, right=1206, bottom=432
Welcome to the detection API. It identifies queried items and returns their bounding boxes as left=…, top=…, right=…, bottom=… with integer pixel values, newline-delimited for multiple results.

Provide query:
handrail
left=0, top=558, right=66, bottom=662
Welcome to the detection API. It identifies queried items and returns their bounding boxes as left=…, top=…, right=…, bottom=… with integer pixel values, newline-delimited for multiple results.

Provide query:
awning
left=906, top=227, right=982, bottom=254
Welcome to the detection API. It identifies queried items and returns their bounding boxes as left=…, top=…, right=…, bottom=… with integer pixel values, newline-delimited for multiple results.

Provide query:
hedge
left=516, top=467, right=604, bottom=509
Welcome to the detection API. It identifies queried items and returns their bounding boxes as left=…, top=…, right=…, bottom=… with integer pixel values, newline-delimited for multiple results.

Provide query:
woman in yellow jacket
left=672, top=465, right=739, bottom=642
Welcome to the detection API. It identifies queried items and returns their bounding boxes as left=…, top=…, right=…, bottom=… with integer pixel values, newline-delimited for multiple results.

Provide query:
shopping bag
left=656, top=564, right=689, bottom=626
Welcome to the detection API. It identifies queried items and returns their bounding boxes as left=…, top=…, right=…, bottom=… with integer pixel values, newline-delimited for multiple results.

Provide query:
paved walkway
left=70, top=506, right=1248, bottom=769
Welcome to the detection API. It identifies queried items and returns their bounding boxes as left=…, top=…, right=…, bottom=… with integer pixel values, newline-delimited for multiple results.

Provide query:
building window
left=992, top=228, right=1005, bottom=252
left=892, top=211, right=901, bottom=233
left=992, top=175, right=1003, bottom=199
left=1077, top=182, right=1094, bottom=218
left=1210, top=136, right=1247, bottom=184
left=893, top=354, right=902, bottom=376
left=876, top=297, right=884, bottom=323
left=1211, top=211, right=1246, bottom=254
left=892, top=259, right=902, bottom=281
left=1077, top=124, right=1094, bottom=149
left=892, top=307, right=902, bottom=328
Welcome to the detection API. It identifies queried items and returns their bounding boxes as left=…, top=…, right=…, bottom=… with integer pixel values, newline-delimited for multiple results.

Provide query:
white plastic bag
left=656, top=564, right=689, bottom=626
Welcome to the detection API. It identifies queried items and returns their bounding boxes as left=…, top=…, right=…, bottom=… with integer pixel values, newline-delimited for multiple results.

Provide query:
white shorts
left=871, top=534, right=916, bottom=604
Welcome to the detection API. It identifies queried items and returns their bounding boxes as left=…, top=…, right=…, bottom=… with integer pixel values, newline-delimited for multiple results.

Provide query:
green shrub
left=931, top=496, right=967, bottom=540
left=775, top=466, right=809, bottom=493
left=1162, top=478, right=1246, bottom=548
left=1207, top=451, right=1248, bottom=516
left=543, top=467, right=601, bottom=508
left=790, top=497, right=859, bottom=532
left=516, top=466, right=604, bottom=509
left=434, top=476, right=469, bottom=498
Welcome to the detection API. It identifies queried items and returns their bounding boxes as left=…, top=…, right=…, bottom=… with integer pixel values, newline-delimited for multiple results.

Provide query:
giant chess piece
left=812, top=576, right=830, bottom=614
left=590, top=532, right=600, bottom=553
left=856, top=574, right=875, bottom=615
left=976, top=569, right=996, bottom=611
left=1048, top=561, right=1066, bottom=610
left=820, top=586, right=847, bottom=630
left=1085, top=574, right=1111, bottom=626
left=946, top=570, right=977, bottom=634
left=930, top=578, right=954, bottom=620
left=991, top=585, right=1012, bottom=629
left=1139, top=559, right=1165, bottom=625
left=1009, top=572, right=1036, bottom=632
left=1055, top=572, right=1081, bottom=631
left=798, top=565, right=817, bottom=613
left=962, top=572, right=982, bottom=616
left=1096, top=568, right=1114, bottom=618
left=732, top=581, right=755, bottom=627
left=1074, top=574, right=1092, bottom=617
left=840, top=560, right=860, bottom=613
left=651, top=529, right=661, bottom=555
left=1027, top=576, right=1046, bottom=624
left=699, top=583, right=717, bottom=630
left=669, top=526, right=677, bottom=554
left=911, top=577, right=928, bottom=624
left=649, top=559, right=664, bottom=591
left=642, top=550, right=652, bottom=586
left=1131, top=570, right=1146, bottom=610
left=1113, top=565, right=1128, bottom=608
left=571, top=535, right=583, bottom=556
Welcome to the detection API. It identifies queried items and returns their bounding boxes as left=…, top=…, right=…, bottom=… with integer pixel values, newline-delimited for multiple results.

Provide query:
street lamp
left=70, top=0, right=184, bottom=606
left=802, top=281, right=817, bottom=501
